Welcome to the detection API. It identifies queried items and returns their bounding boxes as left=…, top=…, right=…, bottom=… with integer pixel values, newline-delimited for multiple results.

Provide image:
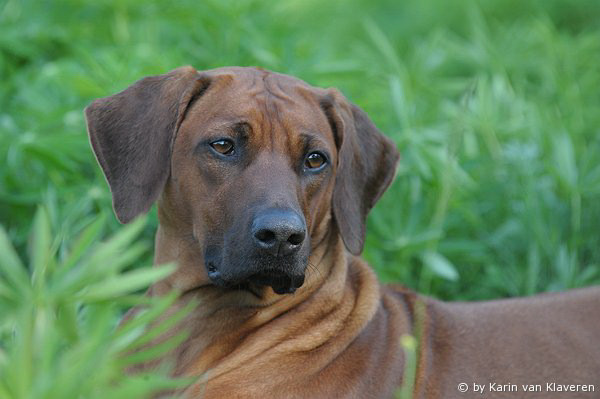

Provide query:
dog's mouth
left=247, top=270, right=305, bottom=295
left=207, top=262, right=305, bottom=295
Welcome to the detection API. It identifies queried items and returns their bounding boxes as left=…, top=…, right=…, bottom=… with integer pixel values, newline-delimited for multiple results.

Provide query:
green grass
left=1, top=0, right=600, bottom=397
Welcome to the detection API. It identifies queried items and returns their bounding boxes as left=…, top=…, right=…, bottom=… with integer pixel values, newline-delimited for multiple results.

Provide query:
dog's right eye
left=304, top=152, right=327, bottom=170
left=210, top=139, right=235, bottom=156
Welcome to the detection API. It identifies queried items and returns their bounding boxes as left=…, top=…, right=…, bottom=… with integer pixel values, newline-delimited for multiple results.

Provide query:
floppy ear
left=322, top=90, right=400, bottom=255
left=85, top=66, right=210, bottom=223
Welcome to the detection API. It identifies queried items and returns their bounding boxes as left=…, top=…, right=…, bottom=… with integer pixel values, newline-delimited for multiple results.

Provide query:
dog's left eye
left=305, top=152, right=327, bottom=170
left=210, top=139, right=235, bottom=156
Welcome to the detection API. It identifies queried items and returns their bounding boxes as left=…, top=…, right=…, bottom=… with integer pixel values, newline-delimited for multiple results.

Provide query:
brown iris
left=210, top=139, right=235, bottom=155
left=305, top=152, right=326, bottom=170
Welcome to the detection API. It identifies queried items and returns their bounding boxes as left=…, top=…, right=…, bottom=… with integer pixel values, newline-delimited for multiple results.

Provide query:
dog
left=85, top=66, right=600, bottom=398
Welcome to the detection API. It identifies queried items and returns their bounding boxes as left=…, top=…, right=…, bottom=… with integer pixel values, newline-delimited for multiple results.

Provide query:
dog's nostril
left=288, top=233, right=304, bottom=246
left=255, top=229, right=276, bottom=244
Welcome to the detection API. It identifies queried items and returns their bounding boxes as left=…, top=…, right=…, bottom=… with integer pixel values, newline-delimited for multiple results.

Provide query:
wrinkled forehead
left=180, top=67, right=334, bottom=143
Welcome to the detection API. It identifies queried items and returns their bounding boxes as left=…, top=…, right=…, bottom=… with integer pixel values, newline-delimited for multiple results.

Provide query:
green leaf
left=125, top=298, right=197, bottom=352
left=61, top=214, right=106, bottom=271
left=51, top=242, right=148, bottom=299
left=421, top=251, right=459, bottom=281
left=113, top=292, right=180, bottom=348
left=0, top=227, right=30, bottom=299
left=30, top=206, right=52, bottom=291
left=119, top=329, right=189, bottom=366
left=553, top=132, right=578, bottom=192
left=363, top=18, right=403, bottom=74
left=85, top=217, right=147, bottom=274
left=77, top=264, right=175, bottom=302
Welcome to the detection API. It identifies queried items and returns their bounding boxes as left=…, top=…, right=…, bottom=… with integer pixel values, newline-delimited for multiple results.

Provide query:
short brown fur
left=86, top=66, right=600, bottom=399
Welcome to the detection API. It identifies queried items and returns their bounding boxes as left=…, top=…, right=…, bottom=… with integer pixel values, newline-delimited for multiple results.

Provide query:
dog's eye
left=210, top=139, right=235, bottom=155
left=305, top=152, right=327, bottom=170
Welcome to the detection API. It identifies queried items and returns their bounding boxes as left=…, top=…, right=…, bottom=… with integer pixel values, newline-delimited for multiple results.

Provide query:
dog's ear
left=85, top=66, right=210, bottom=223
left=321, top=90, right=400, bottom=255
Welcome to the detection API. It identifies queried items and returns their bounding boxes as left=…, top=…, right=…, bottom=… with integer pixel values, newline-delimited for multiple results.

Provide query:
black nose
left=252, top=209, right=306, bottom=257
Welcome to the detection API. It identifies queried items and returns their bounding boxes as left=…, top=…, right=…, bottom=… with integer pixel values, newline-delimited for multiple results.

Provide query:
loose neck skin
left=148, top=221, right=386, bottom=397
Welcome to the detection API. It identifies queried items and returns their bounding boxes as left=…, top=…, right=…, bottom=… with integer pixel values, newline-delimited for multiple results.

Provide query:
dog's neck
left=147, top=224, right=382, bottom=394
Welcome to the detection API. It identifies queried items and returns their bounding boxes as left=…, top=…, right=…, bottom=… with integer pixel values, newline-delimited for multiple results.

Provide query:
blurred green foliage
left=2, top=0, right=599, bottom=300
left=0, top=209, right=195, bottom=398
left=1, top=0, right=600, bottom=396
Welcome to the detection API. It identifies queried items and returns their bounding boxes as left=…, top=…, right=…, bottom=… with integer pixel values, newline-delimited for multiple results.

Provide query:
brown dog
left=85, top=66, right=600, bottom=398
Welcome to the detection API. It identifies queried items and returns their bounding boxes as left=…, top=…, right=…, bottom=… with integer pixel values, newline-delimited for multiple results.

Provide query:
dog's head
left=85, top=66, right=399, bottom=295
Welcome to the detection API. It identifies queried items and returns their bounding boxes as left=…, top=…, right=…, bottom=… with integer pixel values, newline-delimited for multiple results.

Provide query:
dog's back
left=393, top=286, right=600, bottom=398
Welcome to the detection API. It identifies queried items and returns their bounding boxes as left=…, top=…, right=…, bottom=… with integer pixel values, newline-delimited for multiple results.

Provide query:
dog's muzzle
left=206, top=208, right=308, bottom=294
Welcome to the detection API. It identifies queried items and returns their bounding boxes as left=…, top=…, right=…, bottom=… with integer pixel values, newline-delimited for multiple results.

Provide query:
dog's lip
left=205, top=258, right=305, bottom=295
left=206, top=263, right=226, bottom=286
left=248, top=270, right=305, bottom=295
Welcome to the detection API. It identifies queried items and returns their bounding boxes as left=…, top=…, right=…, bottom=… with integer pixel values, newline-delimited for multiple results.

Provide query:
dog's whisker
left=306, top=260, right=323, bottom=281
